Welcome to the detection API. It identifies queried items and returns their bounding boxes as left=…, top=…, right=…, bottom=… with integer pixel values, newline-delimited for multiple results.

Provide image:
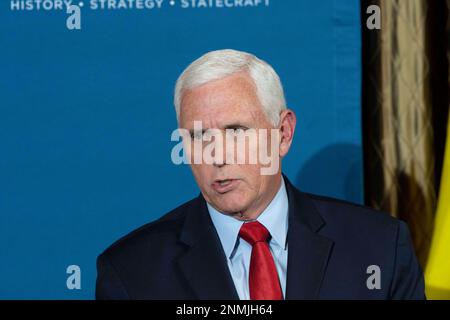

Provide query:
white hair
left=174, top=49, right=287, bottom=126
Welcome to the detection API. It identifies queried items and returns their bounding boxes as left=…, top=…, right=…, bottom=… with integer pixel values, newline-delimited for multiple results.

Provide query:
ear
left=278, top=109, right=296, bottom=158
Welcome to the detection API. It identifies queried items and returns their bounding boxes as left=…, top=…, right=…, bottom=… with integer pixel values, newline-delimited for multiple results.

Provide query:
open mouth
left=211, top=178, right=239, bottom=194
left=218, top=179, right=233, bottom=187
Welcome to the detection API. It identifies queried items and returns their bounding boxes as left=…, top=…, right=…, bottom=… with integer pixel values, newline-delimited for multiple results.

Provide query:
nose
left=213, top=142, right=226, bottom=167
left=213, top=159, right=225, bottom=168
left=210, top=130, right=227, bottom=168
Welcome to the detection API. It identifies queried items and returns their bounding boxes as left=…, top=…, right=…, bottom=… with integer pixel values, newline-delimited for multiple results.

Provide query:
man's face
left=179, top=72, right=282, bottom=218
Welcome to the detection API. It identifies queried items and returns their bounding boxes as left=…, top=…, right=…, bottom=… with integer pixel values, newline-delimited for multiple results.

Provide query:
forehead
left=179, top=72, right=267, bottom=128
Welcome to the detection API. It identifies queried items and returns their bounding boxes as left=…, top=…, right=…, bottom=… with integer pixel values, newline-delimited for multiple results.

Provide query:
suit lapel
left=284, top=177, right=334, bottom=299
left=177, top=195, right=239, bottom=300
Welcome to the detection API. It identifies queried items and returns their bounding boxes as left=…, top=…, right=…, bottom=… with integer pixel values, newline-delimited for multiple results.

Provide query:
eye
left=190, top=131, right=203, bottom=140
left=229, top=126, right=249, bottom=136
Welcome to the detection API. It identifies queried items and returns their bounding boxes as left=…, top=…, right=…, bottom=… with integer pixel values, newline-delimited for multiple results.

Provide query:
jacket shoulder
left=304, top=192, right=401, bottom=237
left=301, top=192, right=423, bottom=299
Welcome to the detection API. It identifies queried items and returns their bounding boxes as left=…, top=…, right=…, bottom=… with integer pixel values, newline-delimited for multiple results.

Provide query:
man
left=96, top=49, right=425, bottom=299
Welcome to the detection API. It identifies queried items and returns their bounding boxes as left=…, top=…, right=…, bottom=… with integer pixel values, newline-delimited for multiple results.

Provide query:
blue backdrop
left=0, top=0, right=362, bottom=299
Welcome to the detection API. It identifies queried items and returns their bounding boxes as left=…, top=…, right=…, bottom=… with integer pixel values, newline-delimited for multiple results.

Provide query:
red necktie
left=239, top=221, right=283, bottom=300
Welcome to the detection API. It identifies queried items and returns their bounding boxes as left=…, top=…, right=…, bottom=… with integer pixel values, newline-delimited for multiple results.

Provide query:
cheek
left=238, top=166, right=262, bottom=191
left=191, top=165, right=210, bottom=186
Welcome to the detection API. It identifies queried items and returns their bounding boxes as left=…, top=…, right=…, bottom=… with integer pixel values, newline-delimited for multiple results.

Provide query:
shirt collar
left=207, top=177, right=289, bottom=260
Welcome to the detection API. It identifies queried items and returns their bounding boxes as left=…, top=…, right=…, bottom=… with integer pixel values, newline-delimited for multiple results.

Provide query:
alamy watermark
left=170, top=121, right=281, bottom=175
left=66, top=264, right=81, bottom=290
left=366, top=4, right=381, bottom=30
left=366, top=264, right=381, bottom=290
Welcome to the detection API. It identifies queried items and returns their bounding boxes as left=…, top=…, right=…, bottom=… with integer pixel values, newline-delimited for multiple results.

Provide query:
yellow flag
left=425, top=114, right=450, bottom=299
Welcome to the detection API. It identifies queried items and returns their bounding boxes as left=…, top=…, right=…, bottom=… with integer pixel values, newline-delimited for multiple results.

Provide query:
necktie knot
left=239, top=221, right=270, bottom=246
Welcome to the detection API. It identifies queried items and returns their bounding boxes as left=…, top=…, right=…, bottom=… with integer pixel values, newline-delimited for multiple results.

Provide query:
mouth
left=211, top=178, right=240, bottom=194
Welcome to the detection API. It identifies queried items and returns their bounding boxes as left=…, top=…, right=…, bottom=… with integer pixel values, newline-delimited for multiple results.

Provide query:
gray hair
left=174, top=49, right=287, bottom=126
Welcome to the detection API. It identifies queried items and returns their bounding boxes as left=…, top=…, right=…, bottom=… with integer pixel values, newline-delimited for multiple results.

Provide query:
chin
left=211, top=193, right=249, bottom=214
left=217, top=205, right=247, bottom=216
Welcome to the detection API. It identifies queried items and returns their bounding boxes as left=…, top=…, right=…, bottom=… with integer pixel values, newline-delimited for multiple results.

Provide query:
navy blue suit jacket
left=96, top=176, right=425, bottom=299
